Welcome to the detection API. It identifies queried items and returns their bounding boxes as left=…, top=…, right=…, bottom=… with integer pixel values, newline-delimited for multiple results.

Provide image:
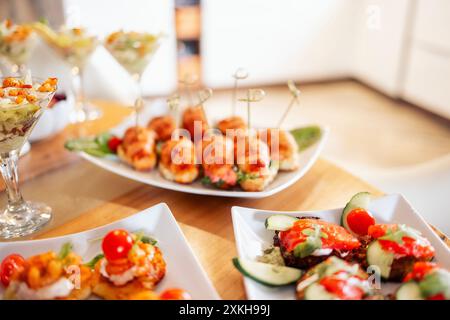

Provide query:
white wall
left=352, top=0, right=412, bottom=97
left=201, top=0, right=357, bottom=88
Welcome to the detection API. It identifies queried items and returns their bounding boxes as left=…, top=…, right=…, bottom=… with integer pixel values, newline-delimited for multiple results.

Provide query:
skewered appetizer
left=2, top=243, right=93, bottom=300
left=0, top=20, right=36, bottom=66
left=216, top=116, right=247, bottom=135
left=159, top=137, right=199, bottom=184
left=147, top=115, right=176, bottom=141
left=201, top=134, right=237, bottom=189
left=267, top=215, right=361, bottom=269
left=236, top=135, right=278, bottom=191
left=104, top=31, right=161, bottom=76
left=91, top=229, right=166, bottom=300
left=364, top=223, right=435, bottom=281
left=395, top=262, right=449, bottom=300
left=258, top=128, right=299, bottom=171
left=117, top=126, right=157, bottom=171
left=182, top=105, right=209, bottom=140
left=296, top=257, right=372, bottom=300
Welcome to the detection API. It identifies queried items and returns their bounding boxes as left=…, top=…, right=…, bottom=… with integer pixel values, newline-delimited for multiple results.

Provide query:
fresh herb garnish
left=64, top=132, right=116, bottom=158
left=290, top=125, right=322, bottom=151
left=84, top=254, right=104, bottom=269
left=58, top=242, right=73, bottom=260
left=236, top=171, right=258, bottom=183
left=201, top=176, right=212, bottom=185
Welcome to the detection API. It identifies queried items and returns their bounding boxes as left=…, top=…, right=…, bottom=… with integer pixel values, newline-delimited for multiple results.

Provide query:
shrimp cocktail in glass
left=32, top=22, right=99, bottom=122
left=0, top=76, right=57, bottom=239
left=0, top=20, right=37, bottom=75
left=104, top=30, right=162, bottom=112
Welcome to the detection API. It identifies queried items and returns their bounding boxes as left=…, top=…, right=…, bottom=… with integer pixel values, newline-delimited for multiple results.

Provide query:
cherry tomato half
left=346, top=208, right=376, bottom=236
left=0, top=254, right=26, bottom=287
left=102, top=229, right=134, bottom=262
left=107, top=136, right=122, bottom=153
left=160, top=288, right=192, bottom=300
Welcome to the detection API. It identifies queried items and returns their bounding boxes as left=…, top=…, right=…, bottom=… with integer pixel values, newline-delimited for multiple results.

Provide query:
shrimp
left=117, top=126, right=157, bottom=171
left=147, top=115, right=176, bottom=141
left=216, top=116, right=247, bottom=135
left=182, top=106, right=208, bottom=140
left=201, top=134, right=237, bottom=189
left=159, top=137, right=199, bottom=184
left=236, top=135, right=279, bottom=191
left=258, top=128, right=299, bottom=171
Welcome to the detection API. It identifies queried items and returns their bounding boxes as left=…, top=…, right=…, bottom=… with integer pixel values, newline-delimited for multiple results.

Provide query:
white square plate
left=78, top=101, right=328, bottom=199
left=0, top=203, right=220, bottom=300
left=231, top=194, right=450, bottom=300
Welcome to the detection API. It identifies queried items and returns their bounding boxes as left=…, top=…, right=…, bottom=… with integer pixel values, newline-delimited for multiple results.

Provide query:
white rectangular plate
left=232, top=194, right=450, bottom=300
left=78, top=100, right=328, bottom=198
left=0, top=203, right=220, bottom=300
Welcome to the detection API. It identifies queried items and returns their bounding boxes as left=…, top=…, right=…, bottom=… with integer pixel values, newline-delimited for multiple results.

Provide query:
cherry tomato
left=0, top=254, right=26, bottom=287
left=403, top=262, right=437, bottom=282
left=319, top=276, right=364, bottom=300
left=102, top=229, right=134, bottom=262
left=427, top=293, right=445, bottom=300
left=160, top=288, right=192, bottom=300
left=346, top=208, right=376, bottom=236
left=107, top=136, right=122, bottom=153
left=368, top=224, right=396, bottom=238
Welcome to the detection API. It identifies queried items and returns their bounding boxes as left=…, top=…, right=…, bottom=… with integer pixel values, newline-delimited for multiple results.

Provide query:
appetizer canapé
left=236, top=134, right=279, bottom=192
left=159, top=137, right=199, bottom=184
left=395, top=262, right=449, bottom=300
left=92, top=229, right=166, bottom=300
left=201, top=134, right=238, bottom=189
left=182, top=105, right=209, bottom=140
left=270, top=216, right=361, bottom=269
left=296, top=257, right=372, bottom=300
left=216, top=116, right=247, bottom=135
left=117, top=126, right=157, bottom=171
left=2, top=243, right=92, bottom=300
left=258, top=128, right=299, bottom=171
left=147, top=115, right=176, bottom=142
left=364, top=224, right=435, bottom=281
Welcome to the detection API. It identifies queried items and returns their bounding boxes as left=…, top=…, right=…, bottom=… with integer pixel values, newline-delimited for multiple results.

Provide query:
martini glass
left=104, top=31, right=162, bottom=115
left=0, top=20, right=37, bottom=76
left=0, top=76, right=56, bottom=239
left=33, top=23, right=100, bottom=122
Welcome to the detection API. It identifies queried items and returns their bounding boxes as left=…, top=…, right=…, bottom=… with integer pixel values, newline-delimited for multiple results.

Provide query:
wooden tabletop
left=2, top=101, right=447, bottom=300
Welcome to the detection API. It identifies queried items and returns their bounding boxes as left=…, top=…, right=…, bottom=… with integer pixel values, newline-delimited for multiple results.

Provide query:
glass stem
left=72, top=66, right=86, bottom=113
left=0, top=151, right=25, bottom=211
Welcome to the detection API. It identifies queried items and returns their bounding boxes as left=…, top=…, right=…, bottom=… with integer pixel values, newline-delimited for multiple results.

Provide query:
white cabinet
left=401, top=0, right=450, bottom=119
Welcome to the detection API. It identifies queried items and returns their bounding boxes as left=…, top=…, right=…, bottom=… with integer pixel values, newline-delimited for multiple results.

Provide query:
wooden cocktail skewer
left=277, top=80, right=301, bottom=128
left=231, top=68, right=248, bottom=116
left=134, top=97, right=144, bottom=128
left=179, top=73, right=198, bottom=106
left=239, top=89, right=265, bottom=129
left=195, top=87, right=213, bottom=126
left=167, top=93, right=180, bottom=128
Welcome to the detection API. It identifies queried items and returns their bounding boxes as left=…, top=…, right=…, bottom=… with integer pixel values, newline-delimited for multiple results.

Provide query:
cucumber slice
left=341, top=192, right=372, bottom=233
left=304, top=283, right=335, bottom=300
left=232, top=257, right=302, bottom=287
left=265, top=215, right=299, bottom=231
left=366, top=240, right=394, bottom=279
left=396, top=282, right=423, bottom=300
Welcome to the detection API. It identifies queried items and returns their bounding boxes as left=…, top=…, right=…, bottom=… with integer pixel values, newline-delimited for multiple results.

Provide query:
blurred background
left=1, top=0, right=449, bottom=232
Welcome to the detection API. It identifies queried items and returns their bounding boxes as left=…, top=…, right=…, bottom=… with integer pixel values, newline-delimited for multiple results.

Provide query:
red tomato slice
left=319, top=276, right=364, bottom=300
left=0, top=254, right=26, bottom=287
left=346, top=208, right=376, bottom=236
left=160, top=288, right=192, bottom=300
left=102, top=229, right=134, bottom=262
left=403, top=262, right=437, bottom=282
left=107, top=136, right=122, bottom=153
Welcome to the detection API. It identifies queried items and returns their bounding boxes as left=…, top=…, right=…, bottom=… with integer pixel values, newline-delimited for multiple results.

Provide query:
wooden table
left=1, top=101, right=447, bottom=300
